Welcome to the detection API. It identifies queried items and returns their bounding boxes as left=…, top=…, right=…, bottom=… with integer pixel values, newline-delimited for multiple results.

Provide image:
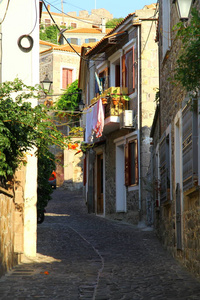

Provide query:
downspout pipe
left=137, top=25, right=142, bottom=214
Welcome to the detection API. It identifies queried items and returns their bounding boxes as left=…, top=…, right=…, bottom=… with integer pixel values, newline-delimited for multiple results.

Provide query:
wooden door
left=97, top=154, right=103, bottom=214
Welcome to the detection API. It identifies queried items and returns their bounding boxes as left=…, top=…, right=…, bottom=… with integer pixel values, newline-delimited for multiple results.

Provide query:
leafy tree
left=174, top=8, right=200, bottom=93
left=0, top=78, right=69, bottom=181
left=106, top=18, right=124, bottom=28
left=40, top=24, right=60, bottom=44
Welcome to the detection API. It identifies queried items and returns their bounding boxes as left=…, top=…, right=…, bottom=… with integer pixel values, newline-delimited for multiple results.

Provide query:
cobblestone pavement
left=1, top=188, right=200, bottom=300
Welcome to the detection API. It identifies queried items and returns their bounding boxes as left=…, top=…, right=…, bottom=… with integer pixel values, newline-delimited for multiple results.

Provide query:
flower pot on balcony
left=101, top=97, right=108, bottom=105
left=112, top=97, right=120, bottom=106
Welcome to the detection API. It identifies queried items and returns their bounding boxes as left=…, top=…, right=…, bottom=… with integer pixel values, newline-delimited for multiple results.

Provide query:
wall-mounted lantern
left=78, top=99, right=85, bottom=112
left=40, top=74, right=53, bottom=94
left=173, top=0, right=194, bottom=22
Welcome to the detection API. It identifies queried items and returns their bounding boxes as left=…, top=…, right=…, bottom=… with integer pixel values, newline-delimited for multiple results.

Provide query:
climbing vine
left=173, top=8, right=200, bottom=93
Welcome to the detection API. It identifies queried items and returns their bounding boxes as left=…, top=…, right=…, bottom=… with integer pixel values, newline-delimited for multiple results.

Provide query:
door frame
left=114, top=136, right=127, bottom=212
left=174, top=111, right=183, bottom=250
left=94, top=147, right=105, bottom=216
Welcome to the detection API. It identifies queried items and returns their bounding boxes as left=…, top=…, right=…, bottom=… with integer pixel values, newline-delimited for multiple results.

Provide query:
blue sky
left=44, top=0, right=157, bottom=19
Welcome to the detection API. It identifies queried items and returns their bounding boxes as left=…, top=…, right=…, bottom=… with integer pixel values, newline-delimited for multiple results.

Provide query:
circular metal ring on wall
left=17, top=35, right=34, bottom=53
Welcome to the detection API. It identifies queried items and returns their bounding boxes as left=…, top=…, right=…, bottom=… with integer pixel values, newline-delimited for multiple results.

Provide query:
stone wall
left=152, top=1, right=200, bottom=278
left=63, top=137, right=84, bottom=191
left=0, top=187, right=16, bottom=277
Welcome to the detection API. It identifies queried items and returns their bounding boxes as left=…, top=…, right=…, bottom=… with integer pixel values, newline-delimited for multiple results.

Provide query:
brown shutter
left=83, top=156, right=87, bottom=186
left=125, top=142, right=129, bottom=186
left=122, top=54, right=126, bottom=88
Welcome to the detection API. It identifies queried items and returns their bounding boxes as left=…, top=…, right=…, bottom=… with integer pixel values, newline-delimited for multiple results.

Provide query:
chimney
left=101, top=18, right=106, bottom=34
left=47, top=4, right=50, bottom=11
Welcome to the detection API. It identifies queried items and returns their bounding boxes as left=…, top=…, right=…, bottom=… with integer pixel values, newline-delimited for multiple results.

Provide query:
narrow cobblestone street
left=0, top=188, right=200, bottom=300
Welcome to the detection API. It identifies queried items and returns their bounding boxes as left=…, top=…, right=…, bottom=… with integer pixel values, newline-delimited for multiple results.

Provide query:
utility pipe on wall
left=137, top=25, right=142, bottom=214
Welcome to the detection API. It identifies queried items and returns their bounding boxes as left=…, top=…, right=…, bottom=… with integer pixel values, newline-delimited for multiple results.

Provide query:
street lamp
left=78, top=99, right=85, bottom=112
left=173, top=0, right=194, bottom=22
left=40, top=74, right=53, bottom=94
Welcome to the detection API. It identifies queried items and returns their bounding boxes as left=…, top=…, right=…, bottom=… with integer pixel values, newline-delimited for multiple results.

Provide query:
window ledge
left=184, top=186, right=199, bottom=197
left=128, top=185, right=139, bottom=192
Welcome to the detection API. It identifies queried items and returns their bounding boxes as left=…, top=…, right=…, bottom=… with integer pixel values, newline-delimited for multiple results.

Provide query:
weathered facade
left=79, top=4, right=158, bottom=225
left=0, top=0, right=40, bottom=276
left=40, top=42, right=84, bottom=190
left=150, top=0, right=200, bottom=277
left=41, top=5, right=113, bottom=29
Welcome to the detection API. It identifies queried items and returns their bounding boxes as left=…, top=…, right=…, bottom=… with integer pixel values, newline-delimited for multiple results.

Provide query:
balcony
left=91, top=87, right=129, bottom=134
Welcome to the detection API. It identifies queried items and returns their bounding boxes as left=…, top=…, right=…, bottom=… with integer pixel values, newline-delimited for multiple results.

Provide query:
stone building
left=41, top=5, right=113, bottom=30
left=40, top=42, right=83, bottom=189
left=79, top=4, right=159, bottom=225
left=150, top=0, right=200, bottom=277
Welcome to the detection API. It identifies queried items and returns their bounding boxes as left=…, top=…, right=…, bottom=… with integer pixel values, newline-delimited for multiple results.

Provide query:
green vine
left=173, top=8, right=200, bottom=93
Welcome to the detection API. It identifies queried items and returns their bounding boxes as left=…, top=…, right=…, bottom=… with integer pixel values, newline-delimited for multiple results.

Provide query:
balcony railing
left=91, top=87, right=129, bottom=118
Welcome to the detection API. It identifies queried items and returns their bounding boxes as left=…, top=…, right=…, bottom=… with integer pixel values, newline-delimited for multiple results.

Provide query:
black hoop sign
left=17, top=35, right=34, bottom=53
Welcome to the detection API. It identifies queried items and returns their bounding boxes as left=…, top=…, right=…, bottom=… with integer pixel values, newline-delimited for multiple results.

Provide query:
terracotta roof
left=53, top=43, right=81, bottom=53
left=62, top=27, right=112, bottom=34
left=39, top=40, right=58, bottom=47
left=40, top=40, right=81, bottom=54
left=84, top=4, right=158, bottom=57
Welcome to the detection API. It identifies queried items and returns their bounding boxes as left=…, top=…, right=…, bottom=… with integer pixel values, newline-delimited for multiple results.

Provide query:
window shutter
left=68, top=69, right=73, bottom=86
left=62, top=68, right=67, bottom=89
left=160, top=133, right=167, bottom=203
left=122, top=54, right=126, bottom=88
left=125, top=142, right=129, bottom=186
left=125, top=139, right=138, bottom=186
left=135, top=139, right=138, bottom=185
left=182, top=102, right=198, bottom=191
left=132, top=45, right=135, bottom=90
left=62, top=68, right=73, bottom=89
left=83, top=156, right=87, bottom=186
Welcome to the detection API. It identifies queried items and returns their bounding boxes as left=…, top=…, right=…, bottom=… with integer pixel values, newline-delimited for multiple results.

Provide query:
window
left=125, top=139, right=138, bottom=186
left=71, top=23, right=77, bottom=28
left=182, top=101, right=198, bottom=191
left=122, top=46, right=135, bottom=94
left=67, top=38, right=81, bottom=45
left=61, top=21, right=66, bottom=26
left=45, top=19, right=51, bottom=27
left=62, top=68, right=73, bottom=89
left=85, top=38, right=98, bottom=43
left=159, top=132, right=171, bottom=203
left=162, top=0, right=171, bottom=58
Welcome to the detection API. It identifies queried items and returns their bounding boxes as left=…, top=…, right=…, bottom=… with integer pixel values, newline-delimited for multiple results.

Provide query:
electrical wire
left=42, top=0, right=89, bottom=61
left=42, top=0, right=105, bottom=62
left=28, top=0, right=38, bottom=35
left=0, top=0, right=10, bottom=25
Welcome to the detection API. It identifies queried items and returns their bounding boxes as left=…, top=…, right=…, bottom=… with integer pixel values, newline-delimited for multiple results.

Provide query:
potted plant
left=107, top=89, right=130, bottom=106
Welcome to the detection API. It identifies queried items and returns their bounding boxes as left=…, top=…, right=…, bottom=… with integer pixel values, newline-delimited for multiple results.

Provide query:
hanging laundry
left=85, top=107, right=94, bottom=143
left=93, top=98, right=104, bottom=138
left=84, top=99, right=105, bottom=143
